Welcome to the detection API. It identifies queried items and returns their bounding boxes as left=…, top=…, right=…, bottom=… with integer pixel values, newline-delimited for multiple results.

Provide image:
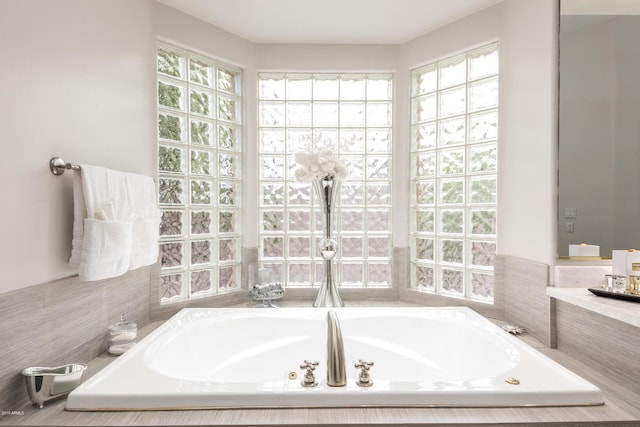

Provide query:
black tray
left=588, top=287, right=640, bottom=303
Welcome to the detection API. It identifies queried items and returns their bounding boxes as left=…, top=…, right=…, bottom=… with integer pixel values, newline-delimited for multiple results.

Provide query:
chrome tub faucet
left=326, top=310, right=346, bottom=386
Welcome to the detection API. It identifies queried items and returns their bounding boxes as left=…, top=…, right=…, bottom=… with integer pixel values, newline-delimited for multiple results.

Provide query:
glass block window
left=258, top=73, right=393, bottom=288
left=157, top=42, right=242, bottom=304
left=410, top=43, right=498, bottom=303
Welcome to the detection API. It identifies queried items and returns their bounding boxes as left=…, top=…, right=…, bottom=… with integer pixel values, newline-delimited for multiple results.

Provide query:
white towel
left=124, top=171, right=161, bottom=270
left=69, top=165, right=161, bottom=281
left=69, top=171, right=87, bottom=268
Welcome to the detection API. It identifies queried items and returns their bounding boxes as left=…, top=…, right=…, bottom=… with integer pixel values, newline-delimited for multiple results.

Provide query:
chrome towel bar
left=49, top=157, right=81, bottom=176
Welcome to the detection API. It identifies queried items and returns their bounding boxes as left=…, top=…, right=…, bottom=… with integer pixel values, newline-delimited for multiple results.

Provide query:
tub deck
left=63, top=307, right=603, bottom=411
left=2, top=311, right=639, bottom=427
left=0, top=321, right=640, bottom=427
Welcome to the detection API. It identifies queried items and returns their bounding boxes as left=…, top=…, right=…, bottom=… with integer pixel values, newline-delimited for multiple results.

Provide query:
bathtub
left=66, top=307, right=603, bottom=410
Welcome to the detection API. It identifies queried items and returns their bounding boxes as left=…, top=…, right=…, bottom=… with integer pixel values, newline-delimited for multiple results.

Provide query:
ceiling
left=156, top=0, right=502, bottom=44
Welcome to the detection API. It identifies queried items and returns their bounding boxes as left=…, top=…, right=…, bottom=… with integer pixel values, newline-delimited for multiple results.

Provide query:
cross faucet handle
left=300, top=360, right=319, bottom=387
left=300, top=360, right=319, bottom=371
left=355, top=359, right=374, bottom=387
left=354, top=359, right=374, bottom=371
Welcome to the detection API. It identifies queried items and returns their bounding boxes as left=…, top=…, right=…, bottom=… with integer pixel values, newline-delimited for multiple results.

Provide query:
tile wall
left=0, top=267, right=151, bottom=410
left=0, top=253, right=556, bottom=410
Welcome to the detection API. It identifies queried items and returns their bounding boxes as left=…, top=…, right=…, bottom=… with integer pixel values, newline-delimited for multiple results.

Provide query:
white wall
left=0, top=0, right=156, bottom=293
left=498, top=0, right=558, bottom=267
left=400, top=0, right=559, bottom=266
left=0, top=0, right=559, bottom=295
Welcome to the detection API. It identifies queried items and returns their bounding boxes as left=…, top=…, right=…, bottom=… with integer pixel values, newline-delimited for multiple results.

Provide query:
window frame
left=257, top=72, right=394, bottom=289
left=156, top=42, right=244, bottom=305
left=409, top=42, right=499, bottom=303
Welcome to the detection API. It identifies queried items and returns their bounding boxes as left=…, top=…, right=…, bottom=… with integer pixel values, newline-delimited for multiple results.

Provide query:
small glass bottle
left=108, top=313, right=137, bottom=355
left=628, top=274, right=640, bottom=295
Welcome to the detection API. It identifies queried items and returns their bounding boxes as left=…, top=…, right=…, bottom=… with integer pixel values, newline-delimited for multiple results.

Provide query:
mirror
left=558, top=0, right=640, bottom=258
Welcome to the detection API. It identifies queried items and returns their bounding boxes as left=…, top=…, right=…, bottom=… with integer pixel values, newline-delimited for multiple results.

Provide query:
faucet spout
left=326, top=310, right=346, bottom=387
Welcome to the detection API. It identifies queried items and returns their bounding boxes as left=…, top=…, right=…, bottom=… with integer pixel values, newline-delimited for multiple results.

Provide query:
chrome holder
left=49, top=157, right=81, bottom=176
left=21, top=363, right=87, bottom=408
left=502, top=324, right=526, bottom=335
left=249, top=282, right=284, bottom=308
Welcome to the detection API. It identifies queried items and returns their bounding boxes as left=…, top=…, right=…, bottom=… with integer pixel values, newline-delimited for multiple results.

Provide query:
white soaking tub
left=65, top=307, right=603, bottom=410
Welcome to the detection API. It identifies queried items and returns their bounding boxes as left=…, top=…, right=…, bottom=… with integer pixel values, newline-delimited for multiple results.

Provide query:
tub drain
left=505, top=377, right=520, bottom=385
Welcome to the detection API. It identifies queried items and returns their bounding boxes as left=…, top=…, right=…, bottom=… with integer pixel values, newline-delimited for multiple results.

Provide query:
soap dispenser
left=108, top=313, right=137, bottom=355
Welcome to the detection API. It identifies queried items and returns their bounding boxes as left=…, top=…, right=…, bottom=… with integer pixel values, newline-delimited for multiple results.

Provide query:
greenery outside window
left=156, top=42, right=243, bottom=304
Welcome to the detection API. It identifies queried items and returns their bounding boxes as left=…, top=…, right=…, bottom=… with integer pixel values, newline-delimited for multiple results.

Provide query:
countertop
left=547, top=286, right=640, bottom=328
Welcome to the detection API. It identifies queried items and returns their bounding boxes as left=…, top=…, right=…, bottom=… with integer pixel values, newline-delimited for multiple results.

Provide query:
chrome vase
left=312, top=176, right=344, bottom=307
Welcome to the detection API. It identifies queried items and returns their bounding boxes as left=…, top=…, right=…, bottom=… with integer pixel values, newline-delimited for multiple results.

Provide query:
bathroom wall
left=157, top=0, right=558, bottom=262
left=0, top=0, right=561, bottom=409
left=499, top=0, right=559, bottom=269
left=0, top=0, right=156, bottom=410
left=150, top=3, right=558, bottom=346
left=0, top=0, right=559, bottom=299
left=401, top=0, right=558, bottom=270
left=0, top=267, right=151, bottom=410
left=397, top=0, right=557, bottom=336
left=498, top=0, right=558, bottom=341
left=0, top=0, right=157, bottom=294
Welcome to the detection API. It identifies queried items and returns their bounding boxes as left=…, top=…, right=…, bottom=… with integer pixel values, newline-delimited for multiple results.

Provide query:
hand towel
left=78, top=218, right=133, bottom=281
left=124, top=172, right=161, bottom=270
left=69, top=165, right=161, bottom=281
left=69, top=172, right=86, bottom=268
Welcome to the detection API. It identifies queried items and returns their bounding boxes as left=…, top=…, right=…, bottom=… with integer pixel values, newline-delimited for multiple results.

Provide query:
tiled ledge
left=547, top=287, right=640, bottom=328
